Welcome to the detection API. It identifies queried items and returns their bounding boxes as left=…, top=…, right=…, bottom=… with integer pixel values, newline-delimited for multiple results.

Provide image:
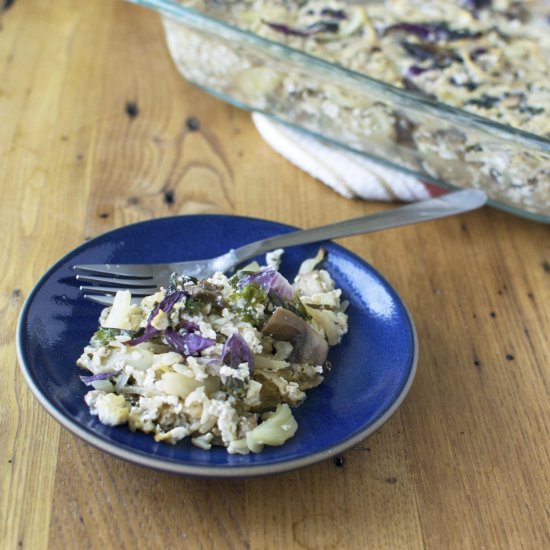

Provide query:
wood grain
left=1, top=1, right=549, bottom=549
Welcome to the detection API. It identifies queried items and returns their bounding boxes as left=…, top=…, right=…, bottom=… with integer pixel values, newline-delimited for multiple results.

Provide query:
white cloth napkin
left=252, top=113, right=433, bottom=202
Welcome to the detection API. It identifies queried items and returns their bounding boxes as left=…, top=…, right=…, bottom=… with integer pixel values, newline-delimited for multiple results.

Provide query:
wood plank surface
left=1, top=1, right=549, bottom=549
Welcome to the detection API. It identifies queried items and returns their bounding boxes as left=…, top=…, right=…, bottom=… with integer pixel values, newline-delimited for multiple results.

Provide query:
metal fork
left=74, top=189, right=486, bottom=304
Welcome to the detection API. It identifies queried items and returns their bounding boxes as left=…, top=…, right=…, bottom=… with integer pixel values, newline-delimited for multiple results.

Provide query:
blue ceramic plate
left=17, top=215, right=417, bottom=477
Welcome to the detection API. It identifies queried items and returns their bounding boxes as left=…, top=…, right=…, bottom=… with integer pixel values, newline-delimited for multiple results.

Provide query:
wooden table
left=1, top=1, right=549, bottom=548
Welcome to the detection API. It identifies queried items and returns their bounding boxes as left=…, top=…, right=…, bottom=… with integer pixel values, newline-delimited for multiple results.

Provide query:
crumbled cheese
left=219, top=362, right=250, bottom=382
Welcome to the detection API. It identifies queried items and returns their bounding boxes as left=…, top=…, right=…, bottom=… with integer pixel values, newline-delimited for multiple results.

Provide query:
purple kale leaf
left=239, top=267, right=294, bottom=301
left=163, top=329, right=215, bottom=356
left=221, top=332, right=254, bottom=372
left=79, top=370, right=121, bottom=386
left=129, top=290, right=187, bottom=345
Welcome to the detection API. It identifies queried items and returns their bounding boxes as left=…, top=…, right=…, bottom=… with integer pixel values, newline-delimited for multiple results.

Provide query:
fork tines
left=73, top=263, right=159, bottom=304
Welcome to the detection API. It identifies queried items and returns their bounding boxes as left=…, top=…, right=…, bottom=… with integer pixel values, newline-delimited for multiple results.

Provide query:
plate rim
left=16, top=213, right=418, bottom=478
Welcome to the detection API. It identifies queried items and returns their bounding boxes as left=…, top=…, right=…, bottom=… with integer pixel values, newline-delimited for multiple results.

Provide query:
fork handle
left=230, top=189, right=486, bottom=263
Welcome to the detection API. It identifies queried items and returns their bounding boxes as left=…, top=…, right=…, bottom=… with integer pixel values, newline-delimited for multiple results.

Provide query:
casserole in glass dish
left=125, top=0, right=550, bottom=222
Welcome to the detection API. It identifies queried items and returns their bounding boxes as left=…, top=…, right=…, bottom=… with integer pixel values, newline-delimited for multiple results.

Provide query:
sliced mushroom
left=187, top=281, right=225, bottom=308
left=262, top=307, right=328, bottom=365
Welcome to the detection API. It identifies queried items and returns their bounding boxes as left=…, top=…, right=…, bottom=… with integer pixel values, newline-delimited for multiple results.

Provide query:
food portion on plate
left=77, top=249, right=348, bottom=454
left=160, top=0, right=550, bottom=218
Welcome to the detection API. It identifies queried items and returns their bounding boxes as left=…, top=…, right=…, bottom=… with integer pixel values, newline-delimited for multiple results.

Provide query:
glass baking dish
left=125, top=0, right=550, bottom=222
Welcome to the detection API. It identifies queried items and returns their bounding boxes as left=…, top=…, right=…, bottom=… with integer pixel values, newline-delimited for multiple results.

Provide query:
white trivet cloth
left=252, top=113, right=433, bottom=202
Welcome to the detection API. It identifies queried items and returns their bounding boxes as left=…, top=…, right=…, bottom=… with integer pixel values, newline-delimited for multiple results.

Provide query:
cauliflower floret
left=246, top=404, right=298, bottom=452
left=85, top=391, right=130, bottom=426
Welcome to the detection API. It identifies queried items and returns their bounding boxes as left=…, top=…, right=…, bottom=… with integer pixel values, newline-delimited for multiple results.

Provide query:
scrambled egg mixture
left=77, top=250, right=348, bottom=454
